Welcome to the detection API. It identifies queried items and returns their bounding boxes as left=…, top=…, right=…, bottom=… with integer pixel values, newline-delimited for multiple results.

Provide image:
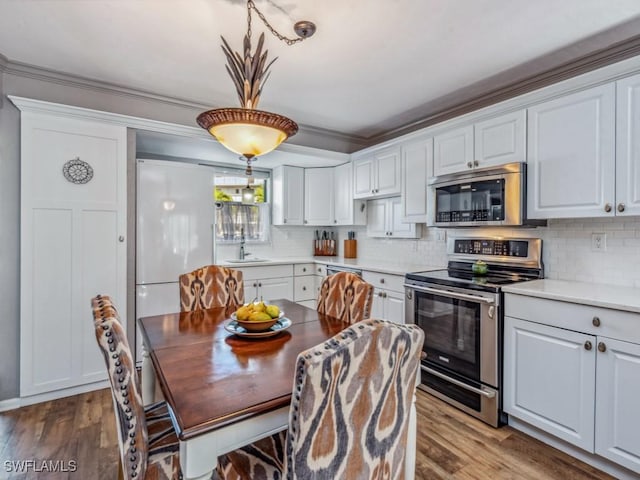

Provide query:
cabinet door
left=401, top=138, right=432, bottom=223
left=433, top=125, right=474, bottom=176
left=389, top=197, right=419, bottom=239
left=616, top=74, right=640, bottom=217
left=353, top=157, right=375, bottom=199
left=334, top=162, right=354, bottom=225
left=527, top=83, right=616, bottom=219
left=595, top=337, right=640, bottom=473
left=474, top=110, right=525, bottom=168
left=370, top=289, right=385, bottom=319
left=20, top=112, right=127, bottom=395
left=366, top=198, right=388, bottom=237
left=272, top=166, right=304, bottom=225
left=304, top=168, right=334, bottom=225
left=258, top=277, right=293, bottom=302
left=504, top=316, right=596, bottom=451
left=375, top=147, right=402, bottom=196
left=384, top=290, right=405, bottom=324
left=294, top=275, right=316, bottom=302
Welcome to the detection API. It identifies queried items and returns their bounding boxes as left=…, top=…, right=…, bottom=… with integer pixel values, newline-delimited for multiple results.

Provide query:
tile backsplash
left=218, top=217, right=640, bottom=288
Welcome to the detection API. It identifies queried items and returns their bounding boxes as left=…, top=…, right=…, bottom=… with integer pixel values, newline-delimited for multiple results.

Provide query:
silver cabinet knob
left=474, top=160, right=479, bottom=167
left=334, top=220, right=337, bottom=224
left=592, top=316, right=600, bottom=327
left=380, top=278, right=385, bottom=284
left=304, top=220, right=308, bottom=224
left=597, top=342, right=607, bottom=353
left=604, top=203, right=612, bottom=213
left=283, top=218, right=287, bottom=223
left=584, top=341, right=592, bottom=351
left=258, top=282, right=262, bottom=287
left=467, top=161, right=473, bottom=168
left=302, top=267, right=307, bottom=272
left=118, top=236, right=125, bottom=242
left=302, top=286, right=307, bottom=291
left=618, top=203, right=626, bottom=213
left=253, top=282, right=257, bottom=288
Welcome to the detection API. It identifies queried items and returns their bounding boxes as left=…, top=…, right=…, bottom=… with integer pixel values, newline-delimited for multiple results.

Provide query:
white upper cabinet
left=401, top=137, right=433, bottom=223
left=366, top=197, right=419, bottom=239
left=433, top=110, right=525, bottom=176
left=527, top=83, right=616, bottom=219
left=353, top=146, right=401, bottom=199
left=304, top=167, right=334, bottom=226
left=616, top=73, right=640, bottom=217
left=272, top=165, right=304, bottom=225
left=433, top=125, right=473, bottom=176
left=333, top=162, right=366, bottom=226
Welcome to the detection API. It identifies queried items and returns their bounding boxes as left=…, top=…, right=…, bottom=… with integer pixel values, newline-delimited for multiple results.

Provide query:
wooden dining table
left=138, top=299, right=418, bottom=480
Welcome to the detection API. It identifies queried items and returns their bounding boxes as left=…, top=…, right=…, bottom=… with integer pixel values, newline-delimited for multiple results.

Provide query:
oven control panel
left=453, top=239, right=529, bottom=257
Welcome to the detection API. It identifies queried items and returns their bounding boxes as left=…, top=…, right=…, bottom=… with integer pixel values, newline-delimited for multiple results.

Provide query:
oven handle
left=421, top=365, right=496, bottom=399
left=404, top=284, right=495, bottom=305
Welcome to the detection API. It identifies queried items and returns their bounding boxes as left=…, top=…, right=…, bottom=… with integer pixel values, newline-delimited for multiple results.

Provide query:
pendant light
left=197, top=0, right=316, bottom=175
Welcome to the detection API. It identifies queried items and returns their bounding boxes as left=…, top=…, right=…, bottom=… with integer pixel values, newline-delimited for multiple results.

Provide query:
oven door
left=405, top=282, right=501, bottom=426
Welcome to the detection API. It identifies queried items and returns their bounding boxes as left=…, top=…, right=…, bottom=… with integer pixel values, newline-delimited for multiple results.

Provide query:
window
left=214, top=171, right=270, bottom=243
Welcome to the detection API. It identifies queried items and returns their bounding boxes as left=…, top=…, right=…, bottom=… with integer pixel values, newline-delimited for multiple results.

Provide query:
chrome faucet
left=239, top=228, right=251, bottom=260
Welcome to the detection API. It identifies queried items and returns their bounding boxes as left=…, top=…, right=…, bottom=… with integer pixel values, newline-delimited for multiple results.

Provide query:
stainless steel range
left=404, top=237, right=543, bottom=427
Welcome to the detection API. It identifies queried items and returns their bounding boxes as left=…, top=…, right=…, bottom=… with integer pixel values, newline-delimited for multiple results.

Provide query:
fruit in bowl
left=232, top=302, right=283, bottom=332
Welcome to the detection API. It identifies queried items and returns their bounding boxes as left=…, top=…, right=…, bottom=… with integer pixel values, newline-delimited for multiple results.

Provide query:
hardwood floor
left=0, top=389, right=614, bottom=479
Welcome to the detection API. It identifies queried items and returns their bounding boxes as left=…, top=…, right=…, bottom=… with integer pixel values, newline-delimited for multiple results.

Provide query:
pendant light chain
left=247, top=0, right=306, bottom=46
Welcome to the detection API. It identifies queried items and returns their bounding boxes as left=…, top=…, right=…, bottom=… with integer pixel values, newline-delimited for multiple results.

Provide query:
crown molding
left=368, top=32, right=640, bottom=145
left=2, top=59, right=364, bottom=150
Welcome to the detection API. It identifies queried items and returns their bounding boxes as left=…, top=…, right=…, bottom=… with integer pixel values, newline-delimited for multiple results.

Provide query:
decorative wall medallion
left=62, top=157, right=93, bottom=184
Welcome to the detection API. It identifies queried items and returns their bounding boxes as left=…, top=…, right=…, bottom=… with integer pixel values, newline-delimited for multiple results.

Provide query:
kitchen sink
left=225, top=258, right=269, bottom=264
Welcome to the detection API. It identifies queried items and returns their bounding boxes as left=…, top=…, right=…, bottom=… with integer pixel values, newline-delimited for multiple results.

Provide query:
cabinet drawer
left=237, top=264, right=293, bottom=281
left=313, top=264, right=327, bottom=276
left=505, top=294, right=640, bottom=344
left=294, top=263, right=315, bottom=276
left=294, top=276, right=316, bottom=301
left=362, top=271, right=404, bottom=293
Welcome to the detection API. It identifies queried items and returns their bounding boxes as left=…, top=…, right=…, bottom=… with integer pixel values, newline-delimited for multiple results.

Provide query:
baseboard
left=18, top=380, right=110, bottom=408
left=508, top=416, right=639, bottom=480
left=0, top=398, right=21, bottom=413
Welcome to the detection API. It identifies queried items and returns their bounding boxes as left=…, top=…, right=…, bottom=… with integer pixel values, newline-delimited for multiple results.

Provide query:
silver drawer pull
left=421, top=365, right=496, bottom=399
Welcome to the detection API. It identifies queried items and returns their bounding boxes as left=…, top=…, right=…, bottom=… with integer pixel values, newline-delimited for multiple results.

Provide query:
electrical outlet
left=591, top=233, right=607, bottom=252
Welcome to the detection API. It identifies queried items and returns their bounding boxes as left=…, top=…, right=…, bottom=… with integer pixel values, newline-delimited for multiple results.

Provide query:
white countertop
left=503, top=279, right=640, bottom=314
left=219, top=256, right=442, bottom=276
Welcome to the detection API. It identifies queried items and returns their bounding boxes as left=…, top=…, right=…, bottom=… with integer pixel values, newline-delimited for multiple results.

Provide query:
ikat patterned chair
left=316, top=271, right=374, bottom=324
left=179, top=265, right=244, bottom=312
left=217, top=318, right=425, bottom=480
left=92, top=295, right=181, bottom=480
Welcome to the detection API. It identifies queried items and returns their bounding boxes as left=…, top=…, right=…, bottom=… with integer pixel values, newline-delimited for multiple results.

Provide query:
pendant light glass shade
left=197, top=107, right=298, bottom=159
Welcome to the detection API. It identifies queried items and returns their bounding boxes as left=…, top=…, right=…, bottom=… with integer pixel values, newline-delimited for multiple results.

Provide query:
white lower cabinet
left=595, top=338, right=640, bottom=473
left=236, top=265, right=294, bottom=302
left=504, top=317, right=596, bottom=450
left=504, top=293, right=640, bottom=475
left=294, top=263, right=318, bottom=308
left=362, top=271, right=405, bottom=323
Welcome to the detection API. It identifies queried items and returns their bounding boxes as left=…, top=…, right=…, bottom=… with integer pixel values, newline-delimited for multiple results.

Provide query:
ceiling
left=2, top=0, right=640, bottom=141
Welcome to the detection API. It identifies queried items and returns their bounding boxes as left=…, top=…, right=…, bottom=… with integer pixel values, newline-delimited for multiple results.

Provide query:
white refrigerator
left=135, top=159, right=215, bottom=362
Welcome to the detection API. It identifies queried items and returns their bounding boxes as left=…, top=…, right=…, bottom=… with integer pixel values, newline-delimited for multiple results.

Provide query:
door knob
left=584, top=341, right=592, bottom=351
left=604, top=203, right=612, bottom=213
left=617, top=203, right=626, bottom=213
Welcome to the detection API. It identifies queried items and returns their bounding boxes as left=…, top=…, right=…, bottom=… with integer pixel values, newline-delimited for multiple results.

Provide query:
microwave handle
left=421, top=365, right=496, bottom=399
left=404, top=284, right=495, bottom=305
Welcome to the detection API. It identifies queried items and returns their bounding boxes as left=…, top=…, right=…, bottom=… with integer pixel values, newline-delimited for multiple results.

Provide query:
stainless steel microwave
left=428, top=162, right=545, bottom=227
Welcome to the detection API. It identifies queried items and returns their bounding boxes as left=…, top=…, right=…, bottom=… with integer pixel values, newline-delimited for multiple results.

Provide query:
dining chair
left=179, top=265, right=244, bottom=312
left=217, top=318, right=425, bottom=480
left=316, top=271, right=374, bottom=324
left=91, top=294, right=181, bottom=480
